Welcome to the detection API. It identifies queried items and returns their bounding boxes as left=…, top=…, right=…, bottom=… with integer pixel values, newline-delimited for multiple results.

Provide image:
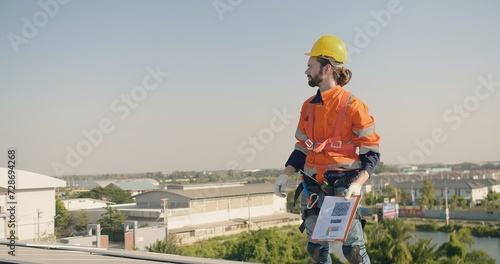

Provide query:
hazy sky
left=1, top=0, right=499, bottom=176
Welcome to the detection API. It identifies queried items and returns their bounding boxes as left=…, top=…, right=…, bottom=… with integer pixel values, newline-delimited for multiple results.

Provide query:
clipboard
left=310, top=195, right=361, bottom=242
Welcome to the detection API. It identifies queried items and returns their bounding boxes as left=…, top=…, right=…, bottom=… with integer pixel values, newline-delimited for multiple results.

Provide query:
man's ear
left=322, top=64, right=333, bottom=75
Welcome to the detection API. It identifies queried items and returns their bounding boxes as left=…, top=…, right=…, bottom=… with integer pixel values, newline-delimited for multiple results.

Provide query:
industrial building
left=0, top=168, right=66, bottom=241
left=111, top=181, right=300, bottom=244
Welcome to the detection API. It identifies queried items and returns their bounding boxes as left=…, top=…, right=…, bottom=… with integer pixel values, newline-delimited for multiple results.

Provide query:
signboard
left=382, top=203, right=397, bottom=220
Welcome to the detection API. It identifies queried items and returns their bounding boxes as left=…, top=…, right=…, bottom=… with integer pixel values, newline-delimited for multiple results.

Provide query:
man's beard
left=307, top=74, right=323, bottom=87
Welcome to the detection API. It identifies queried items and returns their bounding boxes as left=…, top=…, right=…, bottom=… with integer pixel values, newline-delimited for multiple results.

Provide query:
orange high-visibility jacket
left=294, top=85, right=380, bottom=184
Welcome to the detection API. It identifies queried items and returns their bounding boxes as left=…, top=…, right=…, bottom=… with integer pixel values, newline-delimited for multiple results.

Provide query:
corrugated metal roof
left=137, top=182, right=274, bottom=200
left=110, top=181, right=159, bottom=191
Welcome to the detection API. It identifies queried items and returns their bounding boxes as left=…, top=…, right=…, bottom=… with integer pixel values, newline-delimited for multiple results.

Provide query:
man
left=274, top=35, right=380, bottom=264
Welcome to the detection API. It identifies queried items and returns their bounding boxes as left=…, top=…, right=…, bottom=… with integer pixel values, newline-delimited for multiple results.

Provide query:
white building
left=393, top=180, right=489, bottom=204
left=62, top=198, right=113, bottom=211
left=0, top=168, right=66, bottom=241
left=472, top=179, right=500, bottom=193
left=129, top=182, right=287, bottom=227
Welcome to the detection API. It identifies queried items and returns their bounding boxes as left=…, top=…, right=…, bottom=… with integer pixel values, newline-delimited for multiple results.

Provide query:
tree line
left=147, top=220, right=496, bottom=264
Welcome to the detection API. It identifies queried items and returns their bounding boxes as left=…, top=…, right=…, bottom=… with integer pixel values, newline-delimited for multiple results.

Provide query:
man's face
left=305, top=57, right=324, bottom=87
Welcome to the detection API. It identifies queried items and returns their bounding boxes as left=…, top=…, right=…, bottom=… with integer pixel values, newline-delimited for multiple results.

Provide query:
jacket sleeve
left=360, top=151, right=380, bottom=175
left=351, top=101, right=381, bottom=176
left=285, top=150, right=306, bottom=172
left=285, top=103, right=309, bottom=172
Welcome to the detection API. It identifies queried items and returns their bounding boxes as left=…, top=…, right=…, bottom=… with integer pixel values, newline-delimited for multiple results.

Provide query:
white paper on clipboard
left=310, top=195, right=361, bottom=242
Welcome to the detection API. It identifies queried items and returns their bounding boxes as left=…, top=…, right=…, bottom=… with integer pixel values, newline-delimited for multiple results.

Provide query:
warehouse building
left=0, top=168, right=65, bottom=241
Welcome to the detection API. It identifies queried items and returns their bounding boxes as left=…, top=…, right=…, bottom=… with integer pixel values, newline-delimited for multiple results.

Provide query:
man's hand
left=345, top=182, right=361, bottom=200
left=274, top=174, right=289, bottom=198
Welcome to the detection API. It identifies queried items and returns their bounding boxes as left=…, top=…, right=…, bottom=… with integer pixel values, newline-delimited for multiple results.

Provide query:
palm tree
left=383, top=219, right=414, bottom=263
left=420, top=180, right=436, bottom=209
left=365, top=224, right=389, bottom=262
left=409, top=238, right=438, bottom=264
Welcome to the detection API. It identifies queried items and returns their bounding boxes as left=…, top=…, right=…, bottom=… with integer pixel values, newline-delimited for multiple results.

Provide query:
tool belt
left=294, top=170, right=359, bottom=205
left=299, top=170, right=359, bottom=195
left=324, top=170, right=359, bottom=190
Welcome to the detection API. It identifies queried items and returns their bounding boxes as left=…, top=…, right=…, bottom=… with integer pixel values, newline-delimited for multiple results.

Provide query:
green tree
left=74, top=209, right=89, bottom=232
left=225, top=227, right=306, bottom=264
left=76, top=185, right=133, bottom=204
left=176, top=225, right=348, bottom=264
left=464, top=249, right=496, bottom=264
left=486, top=190, right=500, bottom=201
left=97, top=205, right=127, bottom=241
left=55, top=197, right=72, bottom=236
left=409, top=238, right=438, bottom=264
left=145, top=224, right=496, bottom=264
left=286, top=190, right=301, bottom=214
left=399, top=189, right=411, bottom=207
left=383, top=183, right=397, bottom=199
left=147, top=234, right=181, bottom=255
left=383, top=219, right=414, bottom=263
left=179, top=238, right=231, bottom=259
left=363, top=192, right=376, bottom=206
left=451, top=195, right=467, bottom=209
left=455, top=227, right=474, bottom=248
left=420, top=180, right=436, bottom=209
left=437, top=233, right=467, bottom=260
left=365, top=223, right=388, bottom=262
left=365, top=219, right=415, bottom=264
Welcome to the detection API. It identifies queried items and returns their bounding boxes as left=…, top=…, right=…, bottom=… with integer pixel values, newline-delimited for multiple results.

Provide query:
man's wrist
left=354, top=170, right=369, bottom=186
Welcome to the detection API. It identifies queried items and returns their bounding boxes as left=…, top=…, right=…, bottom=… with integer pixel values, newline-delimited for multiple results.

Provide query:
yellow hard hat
left=305, top=35, right=347, bottom=63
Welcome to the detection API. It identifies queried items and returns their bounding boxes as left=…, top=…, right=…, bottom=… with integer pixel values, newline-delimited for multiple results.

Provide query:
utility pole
left=161, top=198, right=169, bottom=237
left=247, top=194, right=251, bottom=231
left=395, top=188, right=399, bottom=218
left=372, top=177, right=376, bottom=206
left=445, top=185, right=449, bottom=225
left=411, top=186, right=414, bottom=207
left=37, top=209, right=42, bottom=241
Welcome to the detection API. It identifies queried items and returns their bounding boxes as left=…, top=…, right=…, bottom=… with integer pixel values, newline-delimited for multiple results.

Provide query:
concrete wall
left=61, top=235, right=109, bottom=248
left=135, top=226, right=166, bottom=250
left=418, top=209, right=500, bottom=221
left=136, top=192, right=189, bottom=208
left=173, top=216, right=301, bottom=245
left=365, top=205, right=500, bottom=222
left=120, top=194, right=287, bottom=231
left=61, top=236, right=96, bottom=247
left=167, top=203, right=285, bottom=229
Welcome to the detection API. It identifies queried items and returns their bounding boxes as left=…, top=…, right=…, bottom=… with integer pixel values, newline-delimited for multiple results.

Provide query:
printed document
left=311, top=195, right=361, bottom=242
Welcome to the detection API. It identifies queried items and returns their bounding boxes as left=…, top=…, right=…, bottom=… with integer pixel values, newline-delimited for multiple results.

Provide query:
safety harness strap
left=299, top=207, right=321, bottom=233
left=305, top=90, right=357, bottom=154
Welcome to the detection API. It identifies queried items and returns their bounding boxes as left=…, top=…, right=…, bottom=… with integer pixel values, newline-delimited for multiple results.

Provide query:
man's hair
left=316, top=57, right=352, bottom=87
